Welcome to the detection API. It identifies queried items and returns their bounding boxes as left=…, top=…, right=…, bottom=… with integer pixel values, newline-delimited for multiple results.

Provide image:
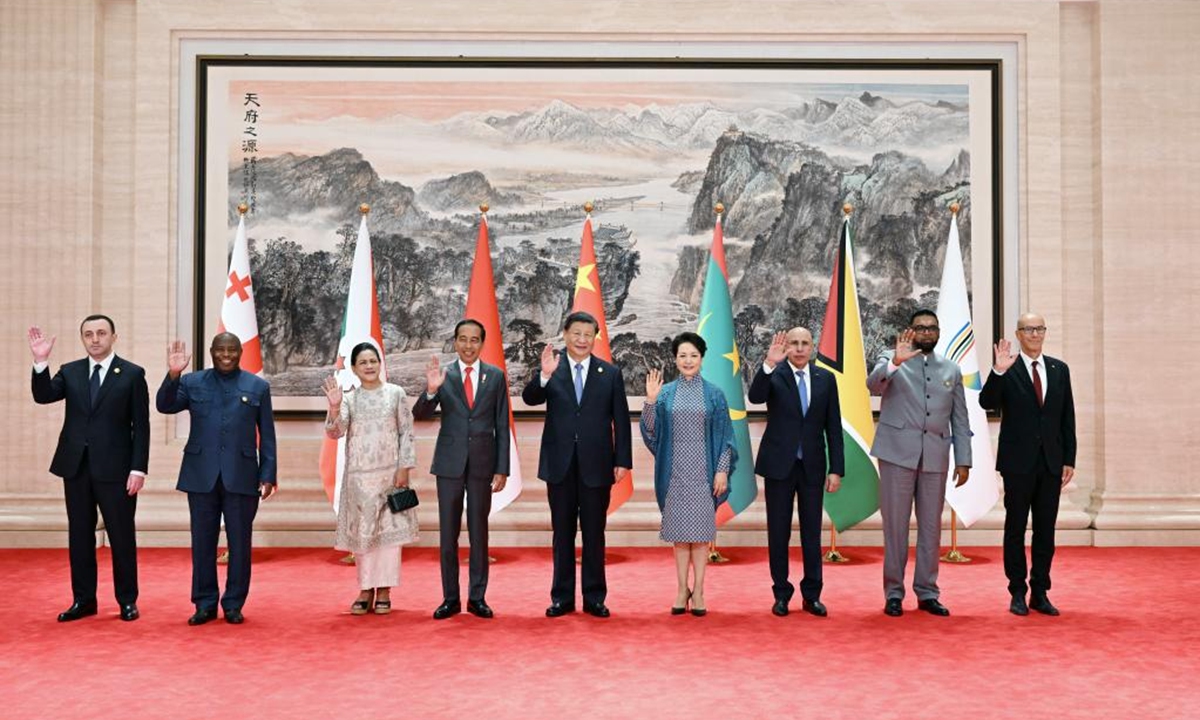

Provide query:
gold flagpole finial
left=583, top=201, right=594, bottom=215
left=237, top=203, right=248, bottom=216
left=359, top=203, right=370, bottom=215
left=714, top=202, right=725, bottom=215
left=842, top=203, right=854, bottom=216
left=950, top=202, right=960, bottom=215
left=480, top=203, right=489, bottom=214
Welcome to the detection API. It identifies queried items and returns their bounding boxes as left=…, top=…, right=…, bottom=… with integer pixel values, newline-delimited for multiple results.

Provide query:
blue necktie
left=795, top=369, right=808, bottom=459
left=90, top=363, right=102, bottom=408
left=574, top=363, right=584, bottom=404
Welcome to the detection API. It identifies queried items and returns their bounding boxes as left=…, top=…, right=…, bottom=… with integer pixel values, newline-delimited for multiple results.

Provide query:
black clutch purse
left=386, top=487, right=419, bottom=513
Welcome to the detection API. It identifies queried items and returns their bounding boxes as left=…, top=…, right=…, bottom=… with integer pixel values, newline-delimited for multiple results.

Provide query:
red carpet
left=2, top=546, right=1198, bottom=719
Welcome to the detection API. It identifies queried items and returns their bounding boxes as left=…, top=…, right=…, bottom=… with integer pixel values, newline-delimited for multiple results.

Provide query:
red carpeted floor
left=2, top=546, right=1198, bottom=719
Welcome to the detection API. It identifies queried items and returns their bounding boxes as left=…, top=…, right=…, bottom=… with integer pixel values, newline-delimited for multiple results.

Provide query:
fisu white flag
left=935, top=212, right=999, bottom=527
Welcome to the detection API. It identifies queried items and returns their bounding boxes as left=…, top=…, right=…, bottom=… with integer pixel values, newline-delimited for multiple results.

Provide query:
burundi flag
left=218, top=210, right=263, bottom=376
left=571, top=212, right=632, bottom=514
left=814, top=216, right=880, bottom=532
left=696, top=211, right=757, bottom=525
left=934, top=210, right=999, bottom=526
left=318, top=209, right=387, bottom=510
left=465, top=210, right=523, bottom=516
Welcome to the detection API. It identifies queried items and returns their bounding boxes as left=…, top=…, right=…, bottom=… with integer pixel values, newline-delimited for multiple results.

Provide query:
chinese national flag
left=571, top=215, right=630, bottom=514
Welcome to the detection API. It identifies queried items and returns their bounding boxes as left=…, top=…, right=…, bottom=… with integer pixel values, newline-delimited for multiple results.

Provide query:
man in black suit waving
left=522, top=311, right=632, bottom=618
left=29, top=316, right=150, bottom=622
left=413, top=319, right=510, bottom=620
left=748, top=328, right=844, bottom=618
left=980, top=313, right=1076, bottom=616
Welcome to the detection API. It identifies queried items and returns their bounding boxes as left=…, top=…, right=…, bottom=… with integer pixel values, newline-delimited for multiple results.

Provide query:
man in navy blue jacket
left=157, top=333, right=277, bottom=626
left=748, top=328, right=844, bottom=618
left=522, top=311, right=631, bottom=618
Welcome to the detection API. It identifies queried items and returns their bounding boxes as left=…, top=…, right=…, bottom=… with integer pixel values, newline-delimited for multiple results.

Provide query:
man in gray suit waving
left=868, top=309, right=971, bottom=617
left=413, top=319, right=510, bottom=620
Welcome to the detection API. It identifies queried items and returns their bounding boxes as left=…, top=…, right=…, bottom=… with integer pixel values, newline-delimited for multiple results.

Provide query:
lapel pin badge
left=597, top=366, right=604, bottom=374
left=241, top=395, right=249, bottom=403
left=113, top=367, right=121, bottom=374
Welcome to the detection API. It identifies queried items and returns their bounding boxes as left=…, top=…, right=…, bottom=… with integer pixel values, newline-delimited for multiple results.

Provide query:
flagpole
left=940, top=509, right=972, bottom=563
left=218, top=202, right=252, bottom=567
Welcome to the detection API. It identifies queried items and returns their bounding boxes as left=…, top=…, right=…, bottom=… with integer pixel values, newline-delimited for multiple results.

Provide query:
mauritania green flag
left=815, top=217, right=880, bottom=531
left=697, top=213, right=757, bottom=525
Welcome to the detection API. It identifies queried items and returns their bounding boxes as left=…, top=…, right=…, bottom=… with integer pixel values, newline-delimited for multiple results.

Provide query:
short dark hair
left=909, top=309, right=939, bottom=325
left=350, top=342, right=380, bottom=366
left=563, top=311, right=599, bottom=333
left=671, top=332, right=707, bottom=357
left=80, top=314, right=115, bottom=334
left=455, top=318, right=486, bottom=342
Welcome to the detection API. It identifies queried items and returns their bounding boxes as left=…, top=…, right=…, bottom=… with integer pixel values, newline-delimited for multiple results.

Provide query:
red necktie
left=463, top=366, right=475, bottom=409
left=1031, top=360, right=1044, bottom=407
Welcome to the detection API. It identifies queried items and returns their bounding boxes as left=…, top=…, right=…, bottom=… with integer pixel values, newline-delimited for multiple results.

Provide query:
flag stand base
left=340, top=553, right=356, bottom=566
left=217, top=550, right=229, bottom=565
left=940, top=511, right=971, bottom=563
left=708, top=542, right=731, bottom=564
left=823, top=527, right=851, bottom=563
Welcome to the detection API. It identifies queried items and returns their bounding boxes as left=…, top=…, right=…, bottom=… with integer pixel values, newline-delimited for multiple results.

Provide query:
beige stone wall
left=2, top=0, right=1196, bottom=546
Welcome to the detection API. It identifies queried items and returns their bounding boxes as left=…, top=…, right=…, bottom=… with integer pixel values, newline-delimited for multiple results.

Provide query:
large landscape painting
left=198, top=61, right=996, bottom=404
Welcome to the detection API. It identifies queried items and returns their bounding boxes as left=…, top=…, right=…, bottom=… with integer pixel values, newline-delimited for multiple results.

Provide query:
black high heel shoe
left=671, top=590, right=692, bottom=615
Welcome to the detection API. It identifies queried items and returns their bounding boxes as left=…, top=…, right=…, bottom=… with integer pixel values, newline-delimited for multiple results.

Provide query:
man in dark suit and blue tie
left=980, top=313, right=1076, bottom=616
left=29, top=316, right=150, bottom=622
left=156, top=333, right=277, bottom=626
left=522, top=311, right=632, bottom=618
left=413, top=319, right=510, bottom=620
left=748, top=327, right=844, bottom=617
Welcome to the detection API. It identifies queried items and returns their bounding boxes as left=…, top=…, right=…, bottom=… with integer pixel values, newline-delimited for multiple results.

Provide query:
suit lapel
left=581, top=357, right=603, bottom=408
left=445, top=362, right=466, bottom=412
left=1011, top=357, right=1039, bottom=408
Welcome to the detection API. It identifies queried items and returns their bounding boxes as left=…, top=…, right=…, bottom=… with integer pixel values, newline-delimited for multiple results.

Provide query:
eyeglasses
left=1017, top=326, right=1048, bottom=335
left=910, top=326, right=940, bottom=334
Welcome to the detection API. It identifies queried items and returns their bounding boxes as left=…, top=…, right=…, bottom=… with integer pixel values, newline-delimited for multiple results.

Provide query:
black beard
left=915, top=338, right=938, bottom=353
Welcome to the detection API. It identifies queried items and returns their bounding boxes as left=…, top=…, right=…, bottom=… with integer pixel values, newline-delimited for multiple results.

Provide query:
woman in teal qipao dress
left=640, top=332, right=737, bottom=616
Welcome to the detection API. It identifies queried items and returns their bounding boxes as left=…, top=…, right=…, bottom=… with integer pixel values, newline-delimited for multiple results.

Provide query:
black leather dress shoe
left=188, top=607, right=218, bottom=626
left=1030, top=595, right=1060, bottom=616
left=119, top=603, right=139, bottom=622
left=545, top=602, right=575, bottom=617
left=918, top=598, right=951, bottom=616
left=58, top=600, right=98, bottom=622
left=582, top=602, right=611, bottom=618
left=224, top=609, right=245, bottom=624
left=433, top=600, right=462, bottom=620
left=1010, top=595, right=1029, bottom=616
left=466, top=600, right=494, bottom=619
left=802, top=599, right=828, bottom=617
left=771, top=599, right=789, bottom=617
left=884, top=598, right=904, bottom=617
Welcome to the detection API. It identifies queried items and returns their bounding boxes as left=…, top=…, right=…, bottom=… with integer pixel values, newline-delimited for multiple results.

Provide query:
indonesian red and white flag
left=218, top=213, right=263, bottom=375
left=318, top=212, right=387, bottom=510
left=571, top=214, right=631, bottom=514
left=465, top=212, right=522, bottom=515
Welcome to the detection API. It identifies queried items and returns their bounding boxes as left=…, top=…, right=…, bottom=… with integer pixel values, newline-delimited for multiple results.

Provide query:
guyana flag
left=814, top=217, right=880, bottom=531
left=696, top=213, right=757, bottom=525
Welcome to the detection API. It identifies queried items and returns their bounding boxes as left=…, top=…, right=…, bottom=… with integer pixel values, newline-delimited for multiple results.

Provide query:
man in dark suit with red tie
left=522, top=311, right=632, bottom=618
left=980, top=313, right=1076, bottom=616
left=29, top=316, right=150, bottom=622
left=413, top=319, right=510, bottom=620
left=748, top=328, right=844, bottom=618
